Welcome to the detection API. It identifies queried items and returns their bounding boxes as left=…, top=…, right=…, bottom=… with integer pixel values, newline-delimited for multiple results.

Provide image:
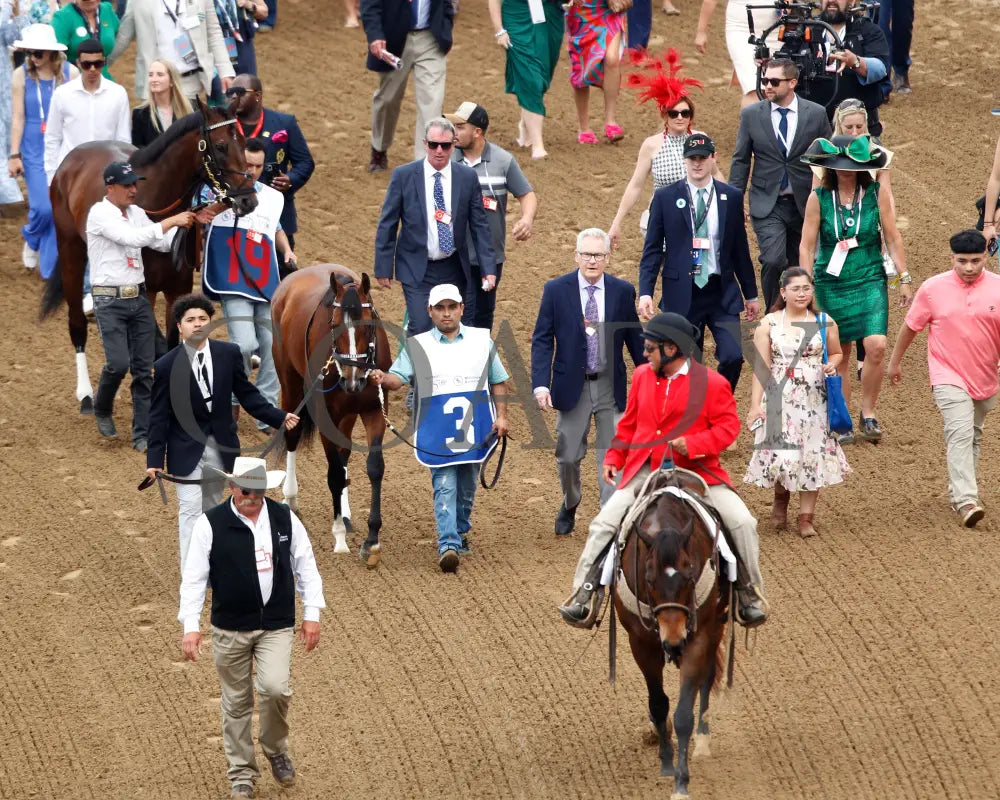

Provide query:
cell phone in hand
left=749, top=417, right=764, bottom=432
left=988, top=237, right=998, bottom=257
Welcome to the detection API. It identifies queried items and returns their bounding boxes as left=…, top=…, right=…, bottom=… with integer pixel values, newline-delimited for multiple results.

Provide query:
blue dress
left=21, top=62, right=68, bottom=279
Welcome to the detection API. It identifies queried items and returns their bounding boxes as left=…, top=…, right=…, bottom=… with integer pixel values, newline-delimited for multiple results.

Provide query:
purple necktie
left=585, top=285, right=600, bottom=373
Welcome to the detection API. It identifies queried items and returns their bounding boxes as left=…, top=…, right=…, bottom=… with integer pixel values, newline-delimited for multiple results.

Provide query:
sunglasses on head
left=762, top=77, right=790, bottom=87
left=426, top=140, right=454, bottom=151
left=225, top=86, right=249, bottom=97
left=80, top=59, right=106, bottom=70
left=666, top=108, right=692, bottom=119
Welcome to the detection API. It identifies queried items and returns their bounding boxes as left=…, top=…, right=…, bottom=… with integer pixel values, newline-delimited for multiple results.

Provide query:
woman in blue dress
left=1, top=0, right=30, bottom=205
left=8, top=24, right=76, bottom=275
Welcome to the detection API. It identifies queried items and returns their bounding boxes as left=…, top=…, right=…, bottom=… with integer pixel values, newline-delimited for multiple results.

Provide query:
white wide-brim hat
left=218, top=456, right=285, bottom=491
left=13, top=24, right=67, bottom=52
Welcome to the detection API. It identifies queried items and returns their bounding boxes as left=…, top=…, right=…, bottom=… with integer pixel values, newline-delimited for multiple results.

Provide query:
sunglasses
left=426, top=140, right=454, bottom=151
left=238, top=487, right=265, bottom=496
left=29, top=50, right=50, bottom=58
left=762, top=77, right=791, bottom=87
left=80, top=59, right=106, bottom=70
left=225, top=86, right=249, bottom=97
left=666, top=108, right=692, bottom=119
left=642, top=343, right=659, bottom=353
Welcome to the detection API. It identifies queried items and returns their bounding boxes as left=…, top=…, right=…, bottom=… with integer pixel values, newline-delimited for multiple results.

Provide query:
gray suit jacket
left=728, top=98, right=832, bottom=219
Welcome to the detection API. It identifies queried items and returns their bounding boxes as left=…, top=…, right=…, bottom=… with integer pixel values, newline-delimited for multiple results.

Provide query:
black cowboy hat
left=799, top=134, right=889, bottom=172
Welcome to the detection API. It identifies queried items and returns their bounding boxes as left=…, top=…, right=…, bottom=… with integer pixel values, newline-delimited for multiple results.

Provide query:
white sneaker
left=82, top=293, right=94, bottom=315
left=250, top=354, right=261, bottom=370
left=22, top=242, right=39, bottom=270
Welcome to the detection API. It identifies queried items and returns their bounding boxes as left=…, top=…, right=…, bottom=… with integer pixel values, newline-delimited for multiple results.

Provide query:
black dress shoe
left=96, top=415, right=117, bottom=438
left=368, top=148, right=388, bottom=172
left=133, top=438, right=147, bottom=453
left=738, top=603, right=768, bottom=628
left=554, top=503, right=578, bottom=535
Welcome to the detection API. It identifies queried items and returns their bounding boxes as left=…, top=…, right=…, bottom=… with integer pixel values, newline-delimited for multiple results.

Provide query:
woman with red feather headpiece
left=608, top=48, right=722, bottom=251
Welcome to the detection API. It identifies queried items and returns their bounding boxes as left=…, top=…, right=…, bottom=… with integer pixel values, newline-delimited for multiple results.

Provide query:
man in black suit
left=531, top=228, right=645, bottom=535
left=361, top=0, right=453, bottom=171
left=639, top=134, right=759, bottom=392
left=145, top=294, right=299, bottom=567
left=729, top=58, right=833, bottom=310
left=374, top=117, right=496, bottom=335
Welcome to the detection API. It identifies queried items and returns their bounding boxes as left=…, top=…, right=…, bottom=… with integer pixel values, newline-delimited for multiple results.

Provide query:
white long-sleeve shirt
left=44, top=76, right=131, bottom=182
left=85, top=198, right=177, bottom=286
left=178, top=500, right=326, bottom=634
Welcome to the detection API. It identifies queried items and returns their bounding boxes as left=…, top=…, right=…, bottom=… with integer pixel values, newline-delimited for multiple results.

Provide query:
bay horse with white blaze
left=271, top=264, right=392, bottom=567
left=615, top=467, right=734, bottom=800
left=39, top=99, right=256, bottom=413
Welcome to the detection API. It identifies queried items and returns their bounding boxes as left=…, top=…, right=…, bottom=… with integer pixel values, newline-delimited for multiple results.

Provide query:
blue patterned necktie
left=433, top=171, right=454, bottom=255
left=777, top=107, right=790, bottom=191
left=585, top=285, right=600, bottom=372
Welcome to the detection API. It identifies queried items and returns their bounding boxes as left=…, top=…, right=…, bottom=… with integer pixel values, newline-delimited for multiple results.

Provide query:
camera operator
left=809, top=0, right=890, bottom=135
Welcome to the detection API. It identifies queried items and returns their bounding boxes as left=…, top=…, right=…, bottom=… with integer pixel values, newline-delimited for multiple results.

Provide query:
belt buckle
left=92, top=286, right=115, bottom=297
left=121, top=285, right=139, bottom=299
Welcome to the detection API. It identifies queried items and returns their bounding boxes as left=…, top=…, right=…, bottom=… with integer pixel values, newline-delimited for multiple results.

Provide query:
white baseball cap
left=427, top=284, right=463, bottom=307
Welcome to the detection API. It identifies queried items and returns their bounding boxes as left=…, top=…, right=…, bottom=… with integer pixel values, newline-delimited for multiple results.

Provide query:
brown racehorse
left=271, top=264, right=392, bottom=567
left=615, top=468, right=733, bottom=799
left=39, top=98, right=257, bottom=414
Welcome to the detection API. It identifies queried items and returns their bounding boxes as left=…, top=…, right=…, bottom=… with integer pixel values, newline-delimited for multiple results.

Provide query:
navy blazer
left=255, top=107, right=314, bottom=235
left=146, top=340, right=287, bottom=477
left=531, top=271, right=646, bottom=413
left=361, top=0, right=453, bottom=72
left=374, top=159, right=496, bottom=286
left=639, top=179, right=758, bottom=318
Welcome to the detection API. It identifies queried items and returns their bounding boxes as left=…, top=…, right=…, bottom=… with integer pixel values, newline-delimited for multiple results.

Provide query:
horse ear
left=360, top=273, right=371, bottom=296
left=330, top=274, right=345, bottom=298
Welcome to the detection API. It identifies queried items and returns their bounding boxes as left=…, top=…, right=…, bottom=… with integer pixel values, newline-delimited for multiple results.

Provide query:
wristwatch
left=898, top=271, right=913, bottom=285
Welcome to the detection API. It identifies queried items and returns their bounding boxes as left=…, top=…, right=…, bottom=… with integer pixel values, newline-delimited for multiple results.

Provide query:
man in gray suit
left=729, top=58, right=832, bottom=310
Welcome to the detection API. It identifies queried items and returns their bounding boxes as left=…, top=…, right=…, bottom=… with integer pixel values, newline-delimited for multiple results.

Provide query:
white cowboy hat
left=13, top=24, right=67, bottom=52
left=220, top=457, right=285, bottom=491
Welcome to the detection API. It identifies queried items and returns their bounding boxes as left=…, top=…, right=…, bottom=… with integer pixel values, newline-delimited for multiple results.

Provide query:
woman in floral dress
left=745, top=267, right=851, bottom=537
left=566, top=0, right=625, bottom=144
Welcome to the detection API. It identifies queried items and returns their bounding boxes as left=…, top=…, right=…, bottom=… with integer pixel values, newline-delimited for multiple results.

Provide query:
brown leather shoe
left=798, top=513, right=817, bottom=537
left=771, top=485, right=790, bottom=528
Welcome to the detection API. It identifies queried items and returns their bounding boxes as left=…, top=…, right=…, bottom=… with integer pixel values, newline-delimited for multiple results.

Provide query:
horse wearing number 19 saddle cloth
left=411, top=326, right=499, bottom=468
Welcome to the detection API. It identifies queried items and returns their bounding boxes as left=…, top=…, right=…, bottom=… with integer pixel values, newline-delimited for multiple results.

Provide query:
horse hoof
left=80, top=396, right=94, bottom=415
left=343, top=516, right=353, bottom=533
left=361, top=543, right=381, bottom=569
left=693, top=733, right=712, bottom=758
left=333, top=532, right=350, bottom=554
left=284, top=496, right=298, bottom=512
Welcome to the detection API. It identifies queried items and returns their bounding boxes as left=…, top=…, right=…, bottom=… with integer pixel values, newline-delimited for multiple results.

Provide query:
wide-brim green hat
left=800, top=134, right=889, bottom=172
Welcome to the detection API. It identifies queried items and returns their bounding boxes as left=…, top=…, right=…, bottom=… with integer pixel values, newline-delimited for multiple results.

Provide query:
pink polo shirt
left=905, top=269, right=1000, bottom=399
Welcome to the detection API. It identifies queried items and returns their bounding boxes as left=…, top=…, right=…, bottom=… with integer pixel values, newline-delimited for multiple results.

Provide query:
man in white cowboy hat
left=179, top=456, right=325, bottom=798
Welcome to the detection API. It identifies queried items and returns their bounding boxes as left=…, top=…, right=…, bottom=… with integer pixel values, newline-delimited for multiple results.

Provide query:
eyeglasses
left=578, top=252, right=608, bottom=262
left=666, top=108, right=692, bottom=119
left=784, top=285, right=813, bottom=293
left=225, top=86, right=248, bottom=97
left=426, top=140, right=454, bottom=151
left=79, top=59, right=106, bottom=70
left=762, top=77, right=792, bottom=87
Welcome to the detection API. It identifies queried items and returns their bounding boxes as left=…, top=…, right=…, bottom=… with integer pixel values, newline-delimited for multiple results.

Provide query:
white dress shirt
left=44, top=77, right=131, bottom=182
left=85, top=198, right=176, bottom=286
left=155, top=0, right=194, bottom=73
left=423, top=159, right=454, bottom=260
left=179, top=499, right=326, bottom=634
left=686, top=179, right=721, bottom=278
left=184, top=340, right=213, bottom=408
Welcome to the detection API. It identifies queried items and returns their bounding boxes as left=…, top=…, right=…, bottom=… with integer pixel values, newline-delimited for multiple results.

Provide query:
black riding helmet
left=641, top=312, right=699, bottom=375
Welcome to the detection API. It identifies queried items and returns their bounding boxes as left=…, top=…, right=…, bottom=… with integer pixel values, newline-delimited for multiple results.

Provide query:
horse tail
left=39, top=257, right=64, bottom=320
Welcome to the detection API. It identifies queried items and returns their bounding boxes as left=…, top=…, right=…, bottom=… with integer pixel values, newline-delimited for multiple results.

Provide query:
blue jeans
left=220, top=296, right=278, bottom=426
left=430, top=464, right=478, bottom=554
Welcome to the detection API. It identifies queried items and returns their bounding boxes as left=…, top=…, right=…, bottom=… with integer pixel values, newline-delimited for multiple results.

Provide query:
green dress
left=51, top=2, right=119, bottom=81
left=502, top=0, right=564, bottom=116
left=812, top=183, right=887, bottom=342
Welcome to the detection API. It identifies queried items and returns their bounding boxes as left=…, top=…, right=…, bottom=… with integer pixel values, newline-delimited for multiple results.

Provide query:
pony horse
left=614, top=466, right=735, bottom=800
left=40, top=99, right=256, bottom=413
left=271, top=264, right=392, bottom=566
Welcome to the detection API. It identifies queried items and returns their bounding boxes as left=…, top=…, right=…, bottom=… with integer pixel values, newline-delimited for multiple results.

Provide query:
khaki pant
left=571, top=465, right=764, bottom=600
left=370, top=29, right=447, bottom=160
left=932, top=384, right=998, bottom=509
left=211, top=626, right=294, bottom=787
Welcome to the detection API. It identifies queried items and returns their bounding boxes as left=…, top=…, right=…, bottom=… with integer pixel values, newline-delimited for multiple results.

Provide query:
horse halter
left=198, top=117, right=255, bottom=204
left=328, top=298, right=378, bottom=380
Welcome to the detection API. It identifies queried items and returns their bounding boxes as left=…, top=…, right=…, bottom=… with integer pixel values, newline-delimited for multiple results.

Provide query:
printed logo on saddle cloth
left=411, top=328, right=498, bottom=468
left=201, top=185, right=285, bottom=301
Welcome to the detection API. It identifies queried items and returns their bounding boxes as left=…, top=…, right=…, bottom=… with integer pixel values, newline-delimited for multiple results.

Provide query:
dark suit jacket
left=531, top=271, right=646, bottom=412
left=131, top=105, right=162, bottom=149
left=361, top=0, right=453, bottom=72
left=254, top=107, right=315, bottom=235
left=146, top=340, right=287, bottom=476
left=826, top=16, right=890, bottom=135
left=728, top=97, right=832, bottom=218
left=639, top=179, right=758, bottom=318
left=374, top=159, right=496, bottom=286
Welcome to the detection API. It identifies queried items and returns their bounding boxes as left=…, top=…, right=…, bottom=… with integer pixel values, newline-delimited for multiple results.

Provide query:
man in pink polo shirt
left=888, top=230, right=1000, bottom=528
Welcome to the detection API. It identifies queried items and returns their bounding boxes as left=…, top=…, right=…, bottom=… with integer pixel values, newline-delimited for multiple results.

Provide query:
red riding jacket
left=605, top=360, right=740, bottom=487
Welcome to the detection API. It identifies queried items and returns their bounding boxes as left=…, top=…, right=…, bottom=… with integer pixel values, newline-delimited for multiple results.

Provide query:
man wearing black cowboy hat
left=558, top=312, right=767, bottom=630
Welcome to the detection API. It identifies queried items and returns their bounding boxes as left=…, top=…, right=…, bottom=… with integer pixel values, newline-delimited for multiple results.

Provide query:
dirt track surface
left=3, top=1, right=1000, bottom=797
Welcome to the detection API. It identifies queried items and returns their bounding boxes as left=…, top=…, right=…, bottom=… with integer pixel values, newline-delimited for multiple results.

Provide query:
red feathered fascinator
left=625, top=47, right=703, bottom=113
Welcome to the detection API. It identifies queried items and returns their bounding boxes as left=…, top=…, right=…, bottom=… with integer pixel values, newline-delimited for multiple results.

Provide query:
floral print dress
left=744, top=312, right=851, bottom=491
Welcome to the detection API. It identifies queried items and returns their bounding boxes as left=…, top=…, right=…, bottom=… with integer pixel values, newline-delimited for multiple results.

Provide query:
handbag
left=608, top=0, right=633, bottom=12
left=820, top=313, right=853, bottom=435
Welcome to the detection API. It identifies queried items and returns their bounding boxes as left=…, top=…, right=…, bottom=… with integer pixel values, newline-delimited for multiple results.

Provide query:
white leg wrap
left=332, top=516, right=350, bottom=553
left=341, top=484, right=351, bottom=521
left=282, top=451, right=298, bottom=510
left=75, top=352, right=93, bottom=402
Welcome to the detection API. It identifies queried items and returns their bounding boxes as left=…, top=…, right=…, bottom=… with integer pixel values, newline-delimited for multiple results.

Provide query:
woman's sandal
left=578, top=131, right=599, bottom=144
left=604, top=124, right=625, bottom=143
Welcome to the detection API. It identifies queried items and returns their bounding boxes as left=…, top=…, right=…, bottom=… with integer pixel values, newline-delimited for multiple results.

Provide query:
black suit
left=361, top=0, right=453, bottom=73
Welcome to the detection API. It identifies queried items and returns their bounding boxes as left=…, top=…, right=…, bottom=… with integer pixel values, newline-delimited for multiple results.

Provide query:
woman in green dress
left=51, top=0, right=118, bottom=81
left=799, top=134, right=911, bottom=443
left=488, top=0, right=564, bottom=159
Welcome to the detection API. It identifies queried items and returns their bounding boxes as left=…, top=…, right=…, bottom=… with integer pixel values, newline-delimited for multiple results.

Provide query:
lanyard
left=832, top=185, right=861, bottom=242
left=687, top=183, right=715, bottom=232
left=481, top=161, right=498, bottom=200
left=161, top=0, right=183, bottom=25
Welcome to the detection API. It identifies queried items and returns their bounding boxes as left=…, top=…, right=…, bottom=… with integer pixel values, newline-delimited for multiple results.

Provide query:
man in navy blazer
left=638, top=134, right=759, bottom=391
left=532, top=229, right=646, bottom=535
left=374, top=117, right=496, bottom=335
left=145, top=294, right=297, bottom=566
left=230, top=74, right=315, bottom=246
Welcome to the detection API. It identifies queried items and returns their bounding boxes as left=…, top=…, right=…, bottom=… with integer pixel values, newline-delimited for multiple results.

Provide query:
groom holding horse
left=558, top=312, right=768, bottom=629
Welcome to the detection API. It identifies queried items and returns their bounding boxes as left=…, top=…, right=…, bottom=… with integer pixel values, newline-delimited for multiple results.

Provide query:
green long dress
left=50, top=2, right=119, bottom=82
left=502, top=0, right=564, bottom=116
left=812, top=182, right=887, bottom=343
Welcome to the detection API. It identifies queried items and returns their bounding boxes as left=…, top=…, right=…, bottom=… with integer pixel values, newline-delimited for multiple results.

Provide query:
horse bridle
left=633, top=526, right=701, bottom=637
left=199, top=117, right=255, bottom=205
left=327, top=298, right=379, bottom=381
